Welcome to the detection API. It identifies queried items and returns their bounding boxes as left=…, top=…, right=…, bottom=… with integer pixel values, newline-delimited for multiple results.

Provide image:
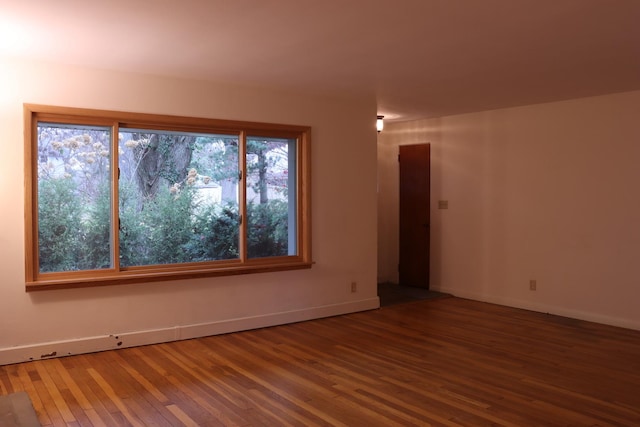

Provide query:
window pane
left=37, top=123, right=113, bottom=273
left=246, top=137, right=296, bottom=258
left=118, top=129, right=240, bottom=266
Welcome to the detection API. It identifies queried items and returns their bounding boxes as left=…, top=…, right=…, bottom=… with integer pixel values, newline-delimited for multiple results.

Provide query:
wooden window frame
left=24, top=104, right=312, bottom=291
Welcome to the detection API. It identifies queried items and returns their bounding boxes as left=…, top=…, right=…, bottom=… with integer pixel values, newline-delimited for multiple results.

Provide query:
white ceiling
left=1, top=0, right=639, bottom=122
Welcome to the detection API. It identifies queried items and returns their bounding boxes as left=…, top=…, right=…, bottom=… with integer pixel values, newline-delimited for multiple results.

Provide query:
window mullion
left=288, top=138, right=298, bottom=255
left=26, top=113, right=39, bottom=282
left=112, top=122, right=121, bottom=271
left=239, top=131, right=247, bottom=263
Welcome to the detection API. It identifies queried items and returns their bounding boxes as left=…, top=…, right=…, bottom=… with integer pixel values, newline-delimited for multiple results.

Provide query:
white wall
left=378, top=90, right=640, bottom=330
left=0, top=57, right=379, bottom=365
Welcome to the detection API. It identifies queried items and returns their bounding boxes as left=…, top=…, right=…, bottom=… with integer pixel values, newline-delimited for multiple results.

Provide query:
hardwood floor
left=1, top=297, right=640, bottom=426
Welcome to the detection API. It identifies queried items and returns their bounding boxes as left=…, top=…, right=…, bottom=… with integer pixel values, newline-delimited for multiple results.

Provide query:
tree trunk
left=134, top=134, right=194, bottom=203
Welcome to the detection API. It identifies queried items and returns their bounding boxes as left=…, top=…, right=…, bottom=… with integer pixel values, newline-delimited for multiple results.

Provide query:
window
left=25, top=105, right=311, bottom=290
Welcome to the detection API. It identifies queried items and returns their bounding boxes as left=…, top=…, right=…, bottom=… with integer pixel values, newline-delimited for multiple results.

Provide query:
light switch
left=438, top=200, right=448, bottom=209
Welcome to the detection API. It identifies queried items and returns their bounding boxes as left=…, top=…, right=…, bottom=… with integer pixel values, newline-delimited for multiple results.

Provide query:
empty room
left=1, top=1, right=639, bottom=426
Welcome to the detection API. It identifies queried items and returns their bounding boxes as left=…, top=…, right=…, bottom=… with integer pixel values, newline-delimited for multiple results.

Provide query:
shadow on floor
left=378, top=282, right=450, bottom=307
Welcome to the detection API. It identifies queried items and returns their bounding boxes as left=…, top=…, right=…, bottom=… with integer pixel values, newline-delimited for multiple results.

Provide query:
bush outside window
left=25, top=105, right=311, bottom=290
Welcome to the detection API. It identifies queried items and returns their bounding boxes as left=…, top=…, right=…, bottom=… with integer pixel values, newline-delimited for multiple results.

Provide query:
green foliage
left=117, top=181, right=144, bottom=267
left=38, top=178, right=83, bottom=272
left=144, top=186, right=195, bottom=265
left=247, top=200, right=289, bottom=258
left=118, top=192, right=289, bottom=265
left=120, top=188, right=242, bottom=266
left=39, top=179, right=290, bottom=270
left=119, top=185, right=197, bottom=266
left=187, top=203, right=239, bottom=261
left=38, top=178, right=111, bottom=272
left=77, top=181, right=112, bottom=269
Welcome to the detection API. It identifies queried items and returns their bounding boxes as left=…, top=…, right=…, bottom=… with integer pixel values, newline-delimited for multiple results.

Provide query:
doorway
left=399, top=143, right=430, bottom=288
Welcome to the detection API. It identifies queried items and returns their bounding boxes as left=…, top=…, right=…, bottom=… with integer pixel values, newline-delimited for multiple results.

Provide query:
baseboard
left=435, top=286, right=640, bottom=331
left=0, top=297, right=380, bottom=366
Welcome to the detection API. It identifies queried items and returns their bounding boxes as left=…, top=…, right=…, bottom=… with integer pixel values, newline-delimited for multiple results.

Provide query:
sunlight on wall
left=0, top=57, right=20, bottom=111
left=0, top=16, right=34, bottom=56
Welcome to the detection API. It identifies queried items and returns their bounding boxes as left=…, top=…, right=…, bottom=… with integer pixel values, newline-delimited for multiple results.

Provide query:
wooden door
left=399, top=144, right=430, bottom=288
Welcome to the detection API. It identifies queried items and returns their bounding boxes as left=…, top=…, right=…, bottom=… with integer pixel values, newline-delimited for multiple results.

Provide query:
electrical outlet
left=529, top=280, right=537, bottom=291
left=351, top=282, right=357, bottom=293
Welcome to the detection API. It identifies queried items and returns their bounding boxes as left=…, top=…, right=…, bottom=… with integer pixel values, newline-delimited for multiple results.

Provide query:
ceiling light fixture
left=376, top=115, right=384, bottom=133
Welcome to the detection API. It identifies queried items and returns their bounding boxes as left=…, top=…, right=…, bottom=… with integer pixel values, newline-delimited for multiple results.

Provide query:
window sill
left=26, top=261, right=313, bottom=291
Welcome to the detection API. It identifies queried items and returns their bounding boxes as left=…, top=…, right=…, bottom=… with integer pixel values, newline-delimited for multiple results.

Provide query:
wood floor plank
left=153, top=342, right=258, bottom=426
left=37, top=361, right=78, bottom=425
left=0, top=367, right=11, bottom=395
left=2, top=297, right=640, bottom=426
left=193, top=337, right=350, bottom=427
left=15, top=364, right=51, bottom=426
left=165, top=404, right=199, bottom=427
left=132, top=346, right=240, bottom=426
left=98, top=351, right=178, bottom=427
left=61, top=355, right=121, bottom=427
left=28, top=364, right=68, bottom=427
left=86, top=367, right=146, bottom=427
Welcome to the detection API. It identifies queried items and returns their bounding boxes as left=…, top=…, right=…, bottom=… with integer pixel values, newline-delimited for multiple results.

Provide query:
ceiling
left=1, top=0, right=639, bottom=122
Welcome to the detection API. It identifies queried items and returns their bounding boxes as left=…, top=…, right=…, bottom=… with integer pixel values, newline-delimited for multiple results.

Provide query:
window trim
left=24, top=104, right=312, bottom=291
